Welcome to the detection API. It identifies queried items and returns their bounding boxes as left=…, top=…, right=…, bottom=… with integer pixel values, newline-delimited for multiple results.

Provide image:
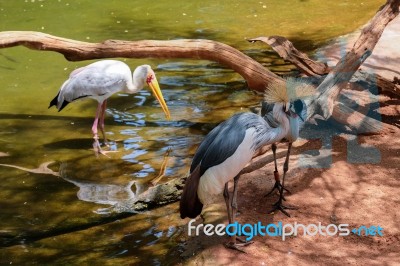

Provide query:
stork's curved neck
left=125, top=66, right=148, bottom=93
left=125, top=74, right=145, bottom=93
left=132, top=76, right=146, bottom=92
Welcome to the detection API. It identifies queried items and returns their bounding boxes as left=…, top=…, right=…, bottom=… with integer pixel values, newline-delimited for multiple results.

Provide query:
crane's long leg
left=223, top=183, right=233, bottom=224
left=224, top=175, right=252, bottom=252
left=231, top=175, right=240, bottom=221
left=269, top=143, right=297, bottom=217
left=265, top=143, right=290, bottom=199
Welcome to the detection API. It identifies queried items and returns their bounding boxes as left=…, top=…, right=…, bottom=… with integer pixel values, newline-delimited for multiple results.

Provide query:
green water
left=0, top=0, right=384, bottom=264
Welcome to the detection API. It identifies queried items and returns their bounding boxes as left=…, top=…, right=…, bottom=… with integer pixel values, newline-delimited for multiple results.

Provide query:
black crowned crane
left=180, top=79, right=314, bottom=251
left=49, top=60, right=170, bottom=155
left=261, top=80, right=309, bottom=212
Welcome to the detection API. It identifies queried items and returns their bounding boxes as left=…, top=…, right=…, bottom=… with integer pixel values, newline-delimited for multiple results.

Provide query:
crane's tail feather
left=179, top=165, right=203, bottom=219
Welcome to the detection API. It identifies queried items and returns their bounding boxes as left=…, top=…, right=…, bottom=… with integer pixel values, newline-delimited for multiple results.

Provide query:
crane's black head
left=294, top=99, right=303, bottom=114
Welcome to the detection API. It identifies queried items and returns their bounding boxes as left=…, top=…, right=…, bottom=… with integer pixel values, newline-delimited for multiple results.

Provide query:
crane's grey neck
left=252, top=103, right=290, bottom=151
left=127, top=65, right=150, bottom=93
left=272, top=103, right=290, bottom=130
left=273, top=102, right=302, bottom=142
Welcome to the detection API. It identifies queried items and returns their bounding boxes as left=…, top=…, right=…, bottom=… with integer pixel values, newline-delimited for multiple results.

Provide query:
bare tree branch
left=248, top=35, right=400, bottom=97
left=0, top=31, right=282, bottom=92
left=248, top=36, right=329, bottom=77
left=0, top=0, right=398, bottom=135
left=311, top=0, right=399, bottom=120
left=250, top=0, right=399, bottom=134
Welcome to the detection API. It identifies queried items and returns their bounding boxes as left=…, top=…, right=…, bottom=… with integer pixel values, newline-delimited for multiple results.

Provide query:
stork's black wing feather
left=48, top=92, right=60, bottom=109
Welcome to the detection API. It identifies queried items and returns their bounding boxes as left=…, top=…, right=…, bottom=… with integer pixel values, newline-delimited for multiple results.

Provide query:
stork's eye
left=146, top=75, right=153, bottom=84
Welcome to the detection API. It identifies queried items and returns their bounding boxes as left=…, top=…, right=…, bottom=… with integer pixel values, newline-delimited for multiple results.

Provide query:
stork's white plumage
left=49, top=60, right=170, bottom=155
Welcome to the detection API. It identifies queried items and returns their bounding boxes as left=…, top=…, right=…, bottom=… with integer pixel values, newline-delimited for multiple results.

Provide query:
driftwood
left=309, top=0, right=399, bottom=120
left=0, top=32, right=281, bottom=92
left=248, top=35, right=400, bottom=98
left=0, top=2, right=398, bottom=233
left=0, top=0, right=398, bottom=134
left=249, top=35, right=330, bottom=77
left=313, top=0, right=399, bottom=133
left=364, top=72, right=400, bottom=97
left=250, top=0, right=400, bottom=134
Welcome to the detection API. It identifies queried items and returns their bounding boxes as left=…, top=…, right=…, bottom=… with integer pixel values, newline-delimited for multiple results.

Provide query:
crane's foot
left=236, top=237, right=252, bottom=244
left=269, top=199, right=298, bottom=217
left=265, top=181, right=291, bottom=200
left=224, top=239, right=253, bottom=253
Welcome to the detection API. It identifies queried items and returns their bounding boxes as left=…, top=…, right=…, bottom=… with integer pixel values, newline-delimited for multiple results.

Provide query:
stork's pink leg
left=91, top=101, right=116, bottom=157
left=92, top=102, right=103, bottom=139
left=92, top=102, right=107, bottom=157
left=99, top=100, right=107, bottom=144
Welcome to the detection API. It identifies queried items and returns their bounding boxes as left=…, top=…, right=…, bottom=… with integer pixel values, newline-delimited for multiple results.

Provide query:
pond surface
left=0, top=0, right=383, bottom=264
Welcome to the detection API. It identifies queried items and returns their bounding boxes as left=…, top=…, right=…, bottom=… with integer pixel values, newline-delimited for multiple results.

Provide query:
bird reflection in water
left=58, top=149, right=172, bottom=213
left=0, top=149, right=172, bottom=215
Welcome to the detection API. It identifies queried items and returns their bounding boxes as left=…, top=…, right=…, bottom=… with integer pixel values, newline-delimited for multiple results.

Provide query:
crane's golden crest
left=264, top=78, right=316, bottom=104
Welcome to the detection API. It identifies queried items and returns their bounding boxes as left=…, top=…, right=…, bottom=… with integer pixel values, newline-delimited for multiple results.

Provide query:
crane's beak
left=147, top=77, right=171, bottom=120
left=295, top=111, right=305, bottom=122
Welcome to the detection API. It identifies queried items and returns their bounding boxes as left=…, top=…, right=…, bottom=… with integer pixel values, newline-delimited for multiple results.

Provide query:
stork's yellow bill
left=147, top=73, right=171, bottom=120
